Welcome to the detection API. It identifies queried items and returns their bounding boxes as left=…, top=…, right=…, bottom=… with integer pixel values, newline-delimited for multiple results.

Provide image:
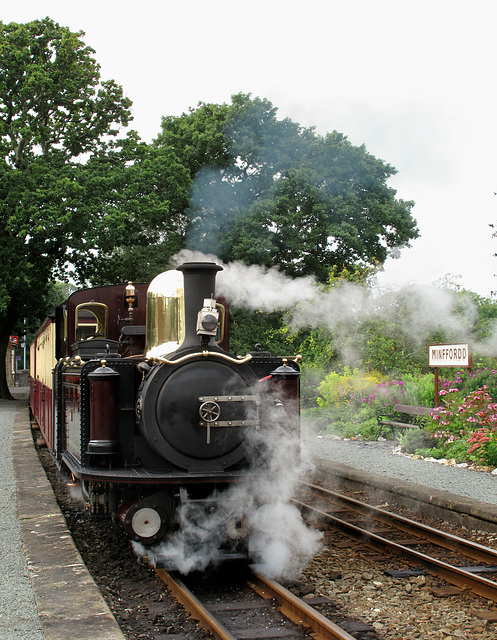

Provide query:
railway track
left=153, top=563, right=361, bottom=640
left=34, top=420, right=497, bottom=639
left=297, top=481, right=497, bottom=603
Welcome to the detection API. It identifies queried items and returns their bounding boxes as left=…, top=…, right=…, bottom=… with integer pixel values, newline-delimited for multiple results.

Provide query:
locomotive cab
left=72, top=301, right=120, bottom=356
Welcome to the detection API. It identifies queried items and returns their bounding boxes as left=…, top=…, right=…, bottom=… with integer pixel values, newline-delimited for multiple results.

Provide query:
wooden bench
left=376, top=404, right=433, bottom=440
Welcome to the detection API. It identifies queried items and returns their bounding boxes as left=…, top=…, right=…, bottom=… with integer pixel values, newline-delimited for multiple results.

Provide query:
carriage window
left=75, top=303, right=108, bottom=341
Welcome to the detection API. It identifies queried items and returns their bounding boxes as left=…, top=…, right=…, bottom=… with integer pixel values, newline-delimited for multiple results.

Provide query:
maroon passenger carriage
left=30, top=262, right=300, bottom=557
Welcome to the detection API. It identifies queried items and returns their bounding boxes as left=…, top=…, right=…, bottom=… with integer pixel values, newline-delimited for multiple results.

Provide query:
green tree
left=157, top=101, right=231, bottom=179
left=64, top=134, right=190, bottom=286
left=156, top=94, right=419, bottom=283
left=0, top=18, right=132, bottom=398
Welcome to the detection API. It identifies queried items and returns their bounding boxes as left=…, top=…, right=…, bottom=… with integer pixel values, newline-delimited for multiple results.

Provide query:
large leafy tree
left=154, top=94, right=419, bottom=360
left=0, top=18, right=133, bottom=398
left=156, top=94, right=419, bottom=282
left=63, top=133, right=190, bottom=286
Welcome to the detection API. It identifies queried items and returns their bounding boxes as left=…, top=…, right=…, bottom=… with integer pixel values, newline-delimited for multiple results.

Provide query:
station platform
left=0, top=388, right=125, bottom=640
left=302, top=431, right=497, bottom=533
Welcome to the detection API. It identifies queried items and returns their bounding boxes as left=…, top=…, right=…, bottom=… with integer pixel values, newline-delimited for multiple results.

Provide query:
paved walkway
left=301, top=430, right=497, bottom=506
left=0, top=392, right=44, bottom=640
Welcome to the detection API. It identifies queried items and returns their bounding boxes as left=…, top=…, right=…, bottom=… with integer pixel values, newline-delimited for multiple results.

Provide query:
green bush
left=415, top=447, right=446, bottom=459
left=397, top=429, right=433, bottom=454
left=301, top=406, right=338, bottom=433
left=444, top=438, right=477, bottom=463
left=300, top=366, right=327, bottom=409
left=484, top=442, right=497, bottom=466
left=414, top=438, right=470, bottom=464
left=464, top=369, right=497, bottom=400
left=356, top=417, right=380, bottom=440
left=316, top=367, right=383, bottom=408
left=301, top=404, right=378, bottom=440
left=400, top=374, right=435, bottom=406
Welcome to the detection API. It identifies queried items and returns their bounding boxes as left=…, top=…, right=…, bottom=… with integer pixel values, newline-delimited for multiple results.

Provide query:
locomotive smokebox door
left=139, top=358, right=259, bottom=471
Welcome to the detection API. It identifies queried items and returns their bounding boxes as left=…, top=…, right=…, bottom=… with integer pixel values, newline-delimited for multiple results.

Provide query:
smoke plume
left=173, top=250, right=495, bottom=362
left=136, top=391, right=322, bottom=580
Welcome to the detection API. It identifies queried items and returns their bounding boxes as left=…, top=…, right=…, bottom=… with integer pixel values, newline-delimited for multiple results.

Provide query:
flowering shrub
left=460, top=368, right=497, bottom=400
left=425, top=385, right=497, bottom=466
left=427, top=388, right=466, bottom=435
left=308, top=366, right=497, bottom=465
left=467, top=427, right=497, bottom=465
left=309, top=369, right=402, bottom=439
left=316, top=368, right=384, bottom=408
left=363, top=379, right=406, bottom=411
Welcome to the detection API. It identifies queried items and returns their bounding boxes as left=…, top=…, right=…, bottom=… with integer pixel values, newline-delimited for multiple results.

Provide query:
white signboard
left=428, top=343, right=471, bottom=368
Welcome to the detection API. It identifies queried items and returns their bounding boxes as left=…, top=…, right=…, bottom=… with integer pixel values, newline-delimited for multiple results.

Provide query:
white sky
left=4, top=1, right=497, bottom=296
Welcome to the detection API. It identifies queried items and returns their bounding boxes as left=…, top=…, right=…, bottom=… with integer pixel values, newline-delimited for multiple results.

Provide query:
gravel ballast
left=301, top=427, right=497, bottom=506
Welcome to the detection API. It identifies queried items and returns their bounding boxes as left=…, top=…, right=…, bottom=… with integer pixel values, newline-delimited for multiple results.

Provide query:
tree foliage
left=156, top=94, right=419, bottom=283
left=0, top=18, right=131, bottom=166
left=63, top=134, right=190, bottom=286
left=0, top=18, right=133, bottom=397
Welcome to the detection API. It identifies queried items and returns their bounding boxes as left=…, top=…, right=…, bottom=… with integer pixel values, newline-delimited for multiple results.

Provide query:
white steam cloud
left=172, top=249, right=317, bottom=310
left=135, top=396, right=322, bottom=580
left=173, top=249, right=496, bottom=361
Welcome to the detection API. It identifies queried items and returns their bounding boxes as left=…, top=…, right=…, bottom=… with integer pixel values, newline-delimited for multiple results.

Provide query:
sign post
left=428, top=343, right=472, bottom=407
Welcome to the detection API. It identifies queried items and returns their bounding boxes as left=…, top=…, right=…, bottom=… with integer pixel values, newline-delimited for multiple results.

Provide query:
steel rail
left=154, top=568, right=237, bottom=640
left=249, top=570, right=356, bottom=640
left=155, top=564, right=357, bottom=640
left=294, top=497, right=497, bottom=602
left=301, top=482, right=497, bottom=565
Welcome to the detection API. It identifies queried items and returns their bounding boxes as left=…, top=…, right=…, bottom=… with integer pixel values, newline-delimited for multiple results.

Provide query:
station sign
left=428, top=343, right=471, bottom=368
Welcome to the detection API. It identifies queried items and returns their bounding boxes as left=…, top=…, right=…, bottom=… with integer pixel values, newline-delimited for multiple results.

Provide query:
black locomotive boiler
left=30, top=262, right=300, bottom=554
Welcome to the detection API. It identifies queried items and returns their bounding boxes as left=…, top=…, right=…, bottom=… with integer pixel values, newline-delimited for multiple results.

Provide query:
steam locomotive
left=30, top=262, right=300, bottom=554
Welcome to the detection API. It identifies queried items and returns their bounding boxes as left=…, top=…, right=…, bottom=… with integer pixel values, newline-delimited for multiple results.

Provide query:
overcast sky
left=4, top=1, right=497, bottom=296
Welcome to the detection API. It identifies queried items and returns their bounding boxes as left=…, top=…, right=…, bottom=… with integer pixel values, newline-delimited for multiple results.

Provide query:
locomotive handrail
left=150, top=351, right=253, bottom=366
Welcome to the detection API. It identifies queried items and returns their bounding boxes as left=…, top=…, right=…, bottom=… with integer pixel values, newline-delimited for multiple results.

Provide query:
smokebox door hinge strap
left=198, top=395, right=260, bottom=444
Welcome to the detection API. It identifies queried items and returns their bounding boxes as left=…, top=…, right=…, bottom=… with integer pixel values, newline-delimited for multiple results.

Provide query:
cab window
left=75, top=303, right=108, bottom=341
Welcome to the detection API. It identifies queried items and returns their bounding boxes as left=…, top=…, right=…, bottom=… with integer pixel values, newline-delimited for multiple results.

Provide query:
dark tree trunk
left=0, top=298, right=20, bottom=400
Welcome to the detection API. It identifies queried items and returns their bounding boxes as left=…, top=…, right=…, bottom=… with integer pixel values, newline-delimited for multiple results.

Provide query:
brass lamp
left=125, top=281, right=136, bottom=322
